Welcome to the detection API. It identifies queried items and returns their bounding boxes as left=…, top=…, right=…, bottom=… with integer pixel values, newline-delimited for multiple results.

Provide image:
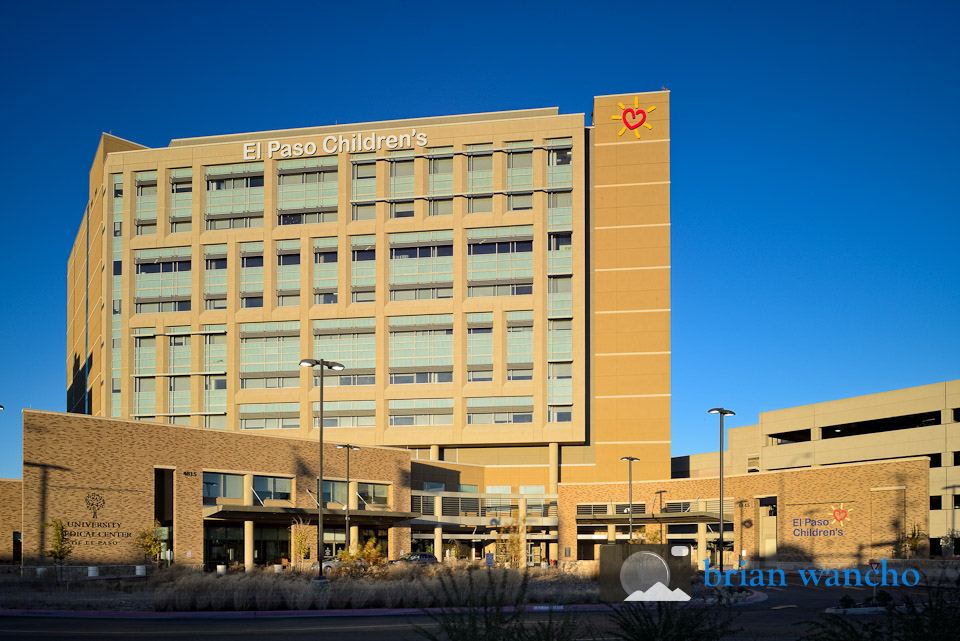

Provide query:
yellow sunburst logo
left=613, top=96, right=656, bottom=138
left=829, top=503, right=852, bottom=528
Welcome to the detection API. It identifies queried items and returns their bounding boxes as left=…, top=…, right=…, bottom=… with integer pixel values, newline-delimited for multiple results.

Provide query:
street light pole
left=708, top=407, right=735, bottom=573
left=620, top=456, right=640, bottom=541
left=300, top=358, right=345, bottom=578
left=337, top=444, right=360, bottom=553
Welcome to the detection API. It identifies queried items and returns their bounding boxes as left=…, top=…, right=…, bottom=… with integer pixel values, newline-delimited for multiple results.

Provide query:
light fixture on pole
left=337, top=444, right=361, bottom=553
left=299, top=357, right=345, bottom=577
left=620, top=456, right=640, bottom=541
left=708, top=407, right=735, bottom=573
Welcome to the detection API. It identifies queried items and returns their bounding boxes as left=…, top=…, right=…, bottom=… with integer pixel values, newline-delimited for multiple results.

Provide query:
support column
left=244, top=520, right=255, bottom=572
left=348, top=480, right=359, bottom=553
left=943, top=409, right=955, bottom=424
left=697, top=523, right=707, bottom=567
left=243, top=474, right=255, bottom=572
left=548, top=443, right=559, bottom=493
left=434, top=526, right=443, bottom=561
left=549, top=530, right=558, bottom=563
left=518, top=498, right=528, bottom=567
left=607, top=523, right=616, bottom=543
left=430, top=445, right=440, bottom=461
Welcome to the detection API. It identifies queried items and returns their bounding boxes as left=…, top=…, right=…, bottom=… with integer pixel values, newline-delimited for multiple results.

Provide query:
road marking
left=770, top=605, right=797, bottom=610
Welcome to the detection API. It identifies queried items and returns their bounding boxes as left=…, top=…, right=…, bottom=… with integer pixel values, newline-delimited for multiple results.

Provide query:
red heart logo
left=622, top=108, right=646, bottom=130
left=833, top=509, right=847, bottom=522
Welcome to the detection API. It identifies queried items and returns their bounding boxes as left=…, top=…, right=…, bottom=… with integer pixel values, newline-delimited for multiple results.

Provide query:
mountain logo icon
left=624, top=581, right=691, bottom=602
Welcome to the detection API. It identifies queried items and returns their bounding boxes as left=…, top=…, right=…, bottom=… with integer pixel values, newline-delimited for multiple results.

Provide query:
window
left=467, top=314, right=494, bottom=373
left=548, top=405, right=572, bottom=423
left=203, top=245, right=227, bottom=309
left=135, top=171, right=158, bottom=235
left=546, top=139, right=573, bottom=188
left=351, top=235, right=376, bottom=302
left=134, top=247, right=192, bottom=313
left=389, top=155, right=414, bottom=199
left=167, top=376, right=190, bottom=415
left=507, top=369, right=533, bottom=381
left=548, top=191, right=573, bottom=232
left=276, top=157, right=337, bottom=224
left=548, top=276, right=573, bottom=317
left=205, top=162, right=264, bottom=229
left=240, top=242, right=264, bottom=306
left=486, top=485, right=511, bottom=494
left=167, top=331, right=191, bottom=373
left=429, top=198, right=453, bottom=216
left=239, top=322, right=300, bottom=389
left=389, top=315, right=454, bottom=383
left=276, top=240, right=301, bottom=306
left=423, top=481, right=445, bottom=492
left=548, top=319, right=573, bottom=360
left=313, top=318, right=376, bottom=387
left=352, top=156, right=376, bottom=200
left=548, top=362, right=573, bottom=405
left=352, top=203, right=376, bottom=221
left=930, top=495, right=942, bottom=510
left=467, top=370, right=493, bottom=382
left=466, top=396, right=534, bottom=424
left=389, top=231, right=454, bottom=300
left=323, top=480, right=347, bottom=504
left=467, top=226, right=534, bottom=297
left=390, top=201, right=415, bottom=219
left=239, top=403, right=299, bottom=430
left=506, top=193, right=533, bottom=211
left=466, top=144, right=493, bottom=192
left=169, top=168, right=193, bottom=233
left=203, top=472, right=243, bottom=501
left=506, top=313, right=534, bottom=372
left=548, top=232, right=573, bottom=274
left=428, top=148, right=454, bottom=195
left=467, top=195, right=492, bottom=214
left=315, top=400, right=376, bottom=428
left=388, top=398, right=454, bottom=427
left=459, top=484, right=478, bottom=493
left=253, top=476, right=292, bottom=502
left=358, top=483, right=389, bottom=505
left=313, top=237, right=338, bottom=304
left=505, top=143, right=533, bottom=191
left=954, top=495, right=960, bottom=509
left=929, top=453, right=942, bottom=468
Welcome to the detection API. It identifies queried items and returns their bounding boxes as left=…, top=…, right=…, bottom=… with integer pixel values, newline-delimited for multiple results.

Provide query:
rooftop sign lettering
left=243, top=129, right=428, bottom=161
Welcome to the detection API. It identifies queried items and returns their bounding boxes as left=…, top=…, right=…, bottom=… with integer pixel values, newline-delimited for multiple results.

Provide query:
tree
left=290, top=517, right=311, bottom=572
left=134, top=519, right=164, bottom=565
left=905, top=523, right=925, bottom=558
left=43, top=518, right=73, bottom=585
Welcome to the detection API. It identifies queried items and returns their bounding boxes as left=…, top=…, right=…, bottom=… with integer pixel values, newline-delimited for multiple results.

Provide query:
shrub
left=606, top=600, right=739, bottom=641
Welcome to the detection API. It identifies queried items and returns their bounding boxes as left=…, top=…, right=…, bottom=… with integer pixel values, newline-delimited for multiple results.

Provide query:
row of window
left=202, top=471, right=388, bottom=505
left=126, top=144, right=571, bottom=234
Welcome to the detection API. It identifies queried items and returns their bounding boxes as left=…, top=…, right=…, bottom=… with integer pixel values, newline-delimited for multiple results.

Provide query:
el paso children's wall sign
left=243, top=129, right=429, bottom=160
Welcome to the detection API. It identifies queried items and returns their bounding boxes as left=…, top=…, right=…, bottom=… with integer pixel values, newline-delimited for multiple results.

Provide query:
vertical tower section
left=584, top=91, right=671, bottom=482
left=66, top=134, right=146, bottom=415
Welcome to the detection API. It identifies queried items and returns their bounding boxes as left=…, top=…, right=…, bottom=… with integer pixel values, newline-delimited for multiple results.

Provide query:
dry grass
left=150, top=565, right=598, bottom=612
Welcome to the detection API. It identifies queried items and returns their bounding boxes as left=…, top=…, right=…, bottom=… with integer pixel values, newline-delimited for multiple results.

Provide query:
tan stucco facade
left=65, top=92, right=672, bottom=494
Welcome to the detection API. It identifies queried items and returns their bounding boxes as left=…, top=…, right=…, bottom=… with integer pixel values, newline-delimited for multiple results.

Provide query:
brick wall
left=558, top=458, right=928, bottom=566
left=0, top=479, right=22, bottom=563
left=21, top=410, right=411, bottom=566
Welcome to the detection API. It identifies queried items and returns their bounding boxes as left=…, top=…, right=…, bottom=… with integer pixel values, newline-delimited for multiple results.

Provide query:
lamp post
left=337, top=444, right=361, bottom=553
left=299, top=357, right=345, bottom=576
left=620, top=456, right=640, bottom=541
left=708, top=407, right=735, bottom=573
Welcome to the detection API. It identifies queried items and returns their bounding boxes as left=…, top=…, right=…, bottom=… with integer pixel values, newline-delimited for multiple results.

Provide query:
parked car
left=389, top=552, right=438, bottom=565
left=318, top=557, right=368, bottom=578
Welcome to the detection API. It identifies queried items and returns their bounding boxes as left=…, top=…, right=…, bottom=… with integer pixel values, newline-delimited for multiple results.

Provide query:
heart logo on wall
left=621, top=108, right=646, bottom=130
left=833, top=509, right=848, bottom=523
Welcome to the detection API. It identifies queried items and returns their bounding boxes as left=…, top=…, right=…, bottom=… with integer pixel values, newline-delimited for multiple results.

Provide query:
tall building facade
left=66, top=91, right=672, bottom=494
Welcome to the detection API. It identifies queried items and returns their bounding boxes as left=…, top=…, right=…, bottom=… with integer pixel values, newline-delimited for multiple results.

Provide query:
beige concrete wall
left=576, top=90, right=671, bottom=484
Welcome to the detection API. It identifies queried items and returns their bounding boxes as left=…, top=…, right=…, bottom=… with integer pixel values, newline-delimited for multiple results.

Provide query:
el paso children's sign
left=243, top=128, right=429, bottom=161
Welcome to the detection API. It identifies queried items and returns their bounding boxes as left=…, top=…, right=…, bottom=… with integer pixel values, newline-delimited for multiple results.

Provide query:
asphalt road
left=0, top=576, right=932, bottom=641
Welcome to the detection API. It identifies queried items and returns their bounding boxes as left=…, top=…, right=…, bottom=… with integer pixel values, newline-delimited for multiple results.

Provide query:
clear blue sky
left=0, top=1, right=956, bottom=479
